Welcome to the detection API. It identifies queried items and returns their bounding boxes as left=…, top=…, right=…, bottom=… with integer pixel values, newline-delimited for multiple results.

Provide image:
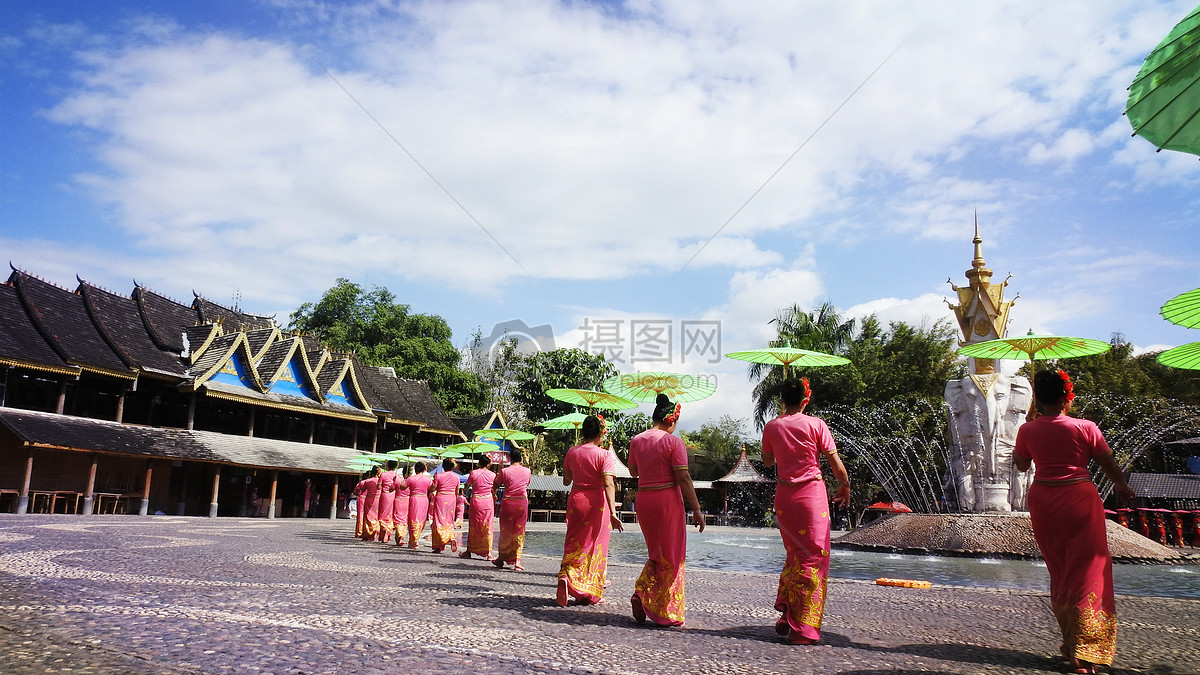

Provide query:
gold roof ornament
left=945, top=215, right=1018, bottom=375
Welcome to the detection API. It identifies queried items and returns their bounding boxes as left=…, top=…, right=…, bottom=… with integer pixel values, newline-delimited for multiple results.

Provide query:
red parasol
left=866, top=501, right=912, bottom=513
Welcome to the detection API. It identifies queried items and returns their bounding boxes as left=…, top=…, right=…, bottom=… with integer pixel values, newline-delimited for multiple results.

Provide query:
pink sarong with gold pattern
left=376, top=470, right=396, bottom=542
left=392, top=480, right=409, bottom=545
left=497, top=464, right=532, bottom=565
left=629, top=428, right=690, bottom=626
left=467, top=468, right=496, bottom=557
left=360, top=476, right=381, bottom=541
left=430, top=471, right=460, bottom=552
left=405, top=473, right=432, bottom=544
left=1029, top=481, right=1117, bottom=665
left=558, top=442, right=615, bottom=604
left=774, top=479, right=831, bottom=642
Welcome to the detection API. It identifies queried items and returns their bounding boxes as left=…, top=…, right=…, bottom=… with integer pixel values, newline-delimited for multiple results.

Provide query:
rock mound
left=833, top=513, right=1195, bottom=563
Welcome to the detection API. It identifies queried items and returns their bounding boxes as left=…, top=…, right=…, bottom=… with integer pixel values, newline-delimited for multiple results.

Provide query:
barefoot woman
left=761, top=377, right=850, bottom=645
left=628, top=394, right=705, bottom=626
left=1015, top=369, right=1135, bottom=674
left=556, top=415, right=624, bottom=605
left=494, top=448, right=532, bottom=570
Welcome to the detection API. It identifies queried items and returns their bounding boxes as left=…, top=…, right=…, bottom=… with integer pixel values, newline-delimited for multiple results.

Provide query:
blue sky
left=3, top=1, right=1199, bottom=429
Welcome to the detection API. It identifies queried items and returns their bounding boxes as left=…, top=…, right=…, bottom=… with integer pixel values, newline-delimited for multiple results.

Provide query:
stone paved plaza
left=0, top=515, right=1196, bottom=675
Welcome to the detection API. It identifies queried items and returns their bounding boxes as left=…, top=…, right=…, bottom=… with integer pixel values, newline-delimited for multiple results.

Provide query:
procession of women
left=347, top=363, right=1134, bottom=674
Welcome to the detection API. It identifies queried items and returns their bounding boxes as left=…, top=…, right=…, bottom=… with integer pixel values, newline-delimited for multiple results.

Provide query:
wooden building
left=0, top=267, right=465, bottom=518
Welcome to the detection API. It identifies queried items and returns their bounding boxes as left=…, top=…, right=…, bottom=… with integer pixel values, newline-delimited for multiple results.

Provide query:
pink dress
left=405, top=473, right=432, bottom=545
left=392, top=477, right=410, bottom=545
left=496, top=464, right=532, bottom=565
left=376, top=470, right=397, bottom=542
left=353, top=479, right=367, bottom=538
left=1015, top=414, right=1116, bottom=666
left=762, top=412, right=837, bottom=642
left=629, top=428, right=690, bottom=626
left=558, top=442, right=616, bottom=603
left=430, top=471, right=460, bottom=552
left=467, top=468, right=496, bottom=557
left=360, top=476, right=381, bottom=541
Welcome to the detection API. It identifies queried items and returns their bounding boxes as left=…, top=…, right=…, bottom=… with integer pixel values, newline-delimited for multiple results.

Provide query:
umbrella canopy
left=1161, top=287, right=1200, bottom=329
left=344, top=460, right=377, bottom=472
left=414, top=446, right=446, bottom=457
left=474, top=428, right=535, bottom=442
left=445, top=441, right=495, bottom=456
left=1126, top=4, right=1200, bottom=156
left=1157, top=341, right=1200, bottom=370
left=537, top=412, right=588, bottom=430
left=957, top=330, right=1110, bottom=369
left=724, top=347, right=851, bottom=371
left=544, top=388, right=638, bottom=411
left=601, top=371, right=718, bottom=403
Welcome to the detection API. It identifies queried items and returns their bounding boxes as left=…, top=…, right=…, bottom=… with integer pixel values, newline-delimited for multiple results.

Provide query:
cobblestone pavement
left=0, top=516, right=1196, bottom=675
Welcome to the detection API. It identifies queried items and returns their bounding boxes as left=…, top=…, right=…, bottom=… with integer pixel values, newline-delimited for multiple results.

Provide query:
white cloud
left=1027, top=128, right=1096, bottom=165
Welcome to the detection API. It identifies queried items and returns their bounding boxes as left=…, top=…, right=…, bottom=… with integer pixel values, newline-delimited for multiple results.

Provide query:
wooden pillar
left=186, top=392, right=196, bottom=430
left=56, top=380, right=68, bottom=414
left=370, top=426, right=378, bottom=452
left=208, top=466, right=220, bottom=518
left=16, top=449, right=33, bottom=514
left=176, top=463, right=189, bottom=516
left=351, top=422, right=358, bottom=450
left=81, top=454, right=99, bottom=515
left=247, top=409, right=255, bottom=437
left=308, top=418, right=315, bottom=444
left=329, top=480, right=339, bottom=520
left=115, top=387, right=127, bottom=423
left=139, top=461, right=152, bottom=516
left=267, top=470, right=279, bottom=519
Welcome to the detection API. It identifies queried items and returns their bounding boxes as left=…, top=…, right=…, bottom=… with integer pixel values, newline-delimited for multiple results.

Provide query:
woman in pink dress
left=376, top=461, right=397, bottom=543
left=461, top=456, right=497, bottom=560
left=628, top=394, right=705, bottom=626
left=392, top=466, right=410, bottom=546
left=1015, top=369, right=1135, bottom=674
left=360, top=468, right=382, bottom=541
left=405, top=462, right=432, bottom=548
left=430, top=458, right=462, bottom=554
left=761, top=377, right=851, bottom=645
left=494, top=448, right=532, bottom=570
left=557, top=415, right=624, bottom=606
left=352, top=472, right=369, bottom=538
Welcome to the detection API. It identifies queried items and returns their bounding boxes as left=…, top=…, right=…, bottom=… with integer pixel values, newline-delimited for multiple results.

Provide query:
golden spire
left=971, top=211, right=986, bottom=270
left=946, top=216, right=1016, bottom=375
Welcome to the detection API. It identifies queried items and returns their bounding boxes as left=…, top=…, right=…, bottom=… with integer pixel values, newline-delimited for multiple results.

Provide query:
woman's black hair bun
left=655, top=393, right=671, bottom=407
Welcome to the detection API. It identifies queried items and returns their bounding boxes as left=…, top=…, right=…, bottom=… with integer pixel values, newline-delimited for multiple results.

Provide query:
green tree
left=463, top=328, right=527, bottom=427
left=748, top=302, right=856, bottom=429
left=511, top=348, right=620, bottom=423
left=683, top=415, right=750, bottom=480
left=289, top=279, right=487, bottom=415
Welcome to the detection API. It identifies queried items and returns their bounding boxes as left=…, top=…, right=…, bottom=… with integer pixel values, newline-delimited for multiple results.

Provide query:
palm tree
left=749, top=301, right=855, bottom=430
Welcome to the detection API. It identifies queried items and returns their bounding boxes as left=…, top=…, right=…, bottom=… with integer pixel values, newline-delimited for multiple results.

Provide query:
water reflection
left=522, top=529, right=1200, bottom=599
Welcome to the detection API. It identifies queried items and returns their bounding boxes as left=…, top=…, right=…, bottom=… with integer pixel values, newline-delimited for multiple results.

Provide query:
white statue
left=944, top=374, right=1033, bottom=512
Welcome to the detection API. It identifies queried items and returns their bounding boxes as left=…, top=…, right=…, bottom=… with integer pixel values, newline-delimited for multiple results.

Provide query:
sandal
left=631, top=595, right=646, bottom=625
left=774, top=617, right=789, bottom=636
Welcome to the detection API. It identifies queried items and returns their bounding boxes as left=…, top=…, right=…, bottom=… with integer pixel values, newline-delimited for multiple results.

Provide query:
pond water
left=523, top=528, right=1200, bottom=599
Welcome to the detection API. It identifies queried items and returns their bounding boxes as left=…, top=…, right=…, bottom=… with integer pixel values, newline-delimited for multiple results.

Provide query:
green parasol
left=1126, top=4, right=1200, bottom=156
left=544, top=388, right=638, bottom=411
left=957, top=330, right=1110, bottom=372
left=352, top=452, right=392, bottom=463
left=724, top=347, right=850, bottom=377
left=474, top=428, right=535, bottom=442
left=537, top=412, right=588, bottom=430
left=601, top=371, right=718, bottom=403
left=1157, top=341, right=1200, bottom=370
left=344, top=460, right=377, bottom=472
left=446, top=441, right=495, bottom=456
left=1161, top=287, right=1200, bottom=329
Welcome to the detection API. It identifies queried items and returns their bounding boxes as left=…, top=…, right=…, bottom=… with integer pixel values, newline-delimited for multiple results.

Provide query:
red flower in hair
left=801, top=376, right=812, bottom=405
left=1057, top=369, right=1075, bottom=404
left=596, top=414, right=608, bottom=435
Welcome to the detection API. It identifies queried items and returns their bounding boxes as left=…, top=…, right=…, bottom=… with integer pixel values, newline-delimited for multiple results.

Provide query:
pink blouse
left=1014, top=414, right=1110, bottom=481
left=761, top=413, right=836, bottom=484
left=564, top=442, right=615, bottom=489
left=432, top=471, right=459, bottom=496
left=468, top=468, right=496, bottom=496
left=406, top=473, right=432, bottom=500
left=628, top=428, right=688, bottom=488
left=497, top=465, right=532, bottom=499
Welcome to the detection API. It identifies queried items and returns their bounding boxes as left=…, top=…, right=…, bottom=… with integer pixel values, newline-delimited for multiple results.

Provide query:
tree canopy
left=289, top=278, right=487, bottom=415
